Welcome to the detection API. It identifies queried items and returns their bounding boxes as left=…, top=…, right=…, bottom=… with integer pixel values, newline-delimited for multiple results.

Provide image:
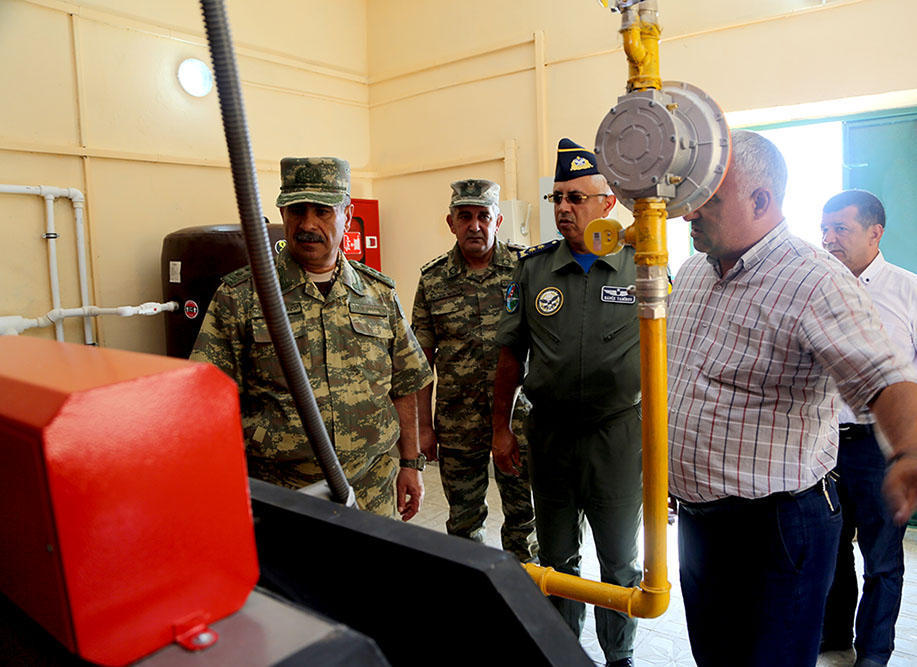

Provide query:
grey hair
left=730, top=130, right=788, bottom=206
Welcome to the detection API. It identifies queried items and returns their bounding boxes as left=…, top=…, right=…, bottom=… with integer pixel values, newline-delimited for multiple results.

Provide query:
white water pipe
left=0, top=301, right=179, bottom=336
left=42, top=193, right=63, bottom=340
left=0, top=184, right=93, bottom=343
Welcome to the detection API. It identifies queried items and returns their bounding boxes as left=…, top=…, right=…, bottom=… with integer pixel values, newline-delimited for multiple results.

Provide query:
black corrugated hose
left=199, top=0, right=355, bottom=507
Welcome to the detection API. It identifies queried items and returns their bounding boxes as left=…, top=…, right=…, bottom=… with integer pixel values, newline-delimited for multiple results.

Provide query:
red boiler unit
left=0, top=336, right=259, bottom=666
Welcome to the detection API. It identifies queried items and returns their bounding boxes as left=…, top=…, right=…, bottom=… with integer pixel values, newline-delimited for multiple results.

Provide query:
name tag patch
left=601, top=286, right=635, bottom=304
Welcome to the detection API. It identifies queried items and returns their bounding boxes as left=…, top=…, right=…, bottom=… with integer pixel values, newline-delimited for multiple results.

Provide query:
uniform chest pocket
left=429, top=295, right=462, bottom=316
left=348, top=302, right=394, bottom=379
left=250, top=304, right=307, bottom=387
left=349, top=302, right=394, bottom=340
left=429, top=291, right=469, bottom=336
left=602, top=318, right=639, bottom=343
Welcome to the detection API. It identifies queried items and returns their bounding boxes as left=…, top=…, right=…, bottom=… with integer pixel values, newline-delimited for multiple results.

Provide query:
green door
left=844, top=112, right=917, bottom=275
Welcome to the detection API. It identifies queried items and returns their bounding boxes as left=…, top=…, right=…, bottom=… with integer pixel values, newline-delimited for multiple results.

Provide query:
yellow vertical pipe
left=520, top=4, right=673, bottom=619
left=632, top=198, right=669, bottom=606
left=625, top=3, right=670, bottom=614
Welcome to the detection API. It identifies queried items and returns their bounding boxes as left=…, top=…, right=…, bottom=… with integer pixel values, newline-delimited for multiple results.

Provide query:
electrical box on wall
left=344, top=198, right=381, bottom=271
left=497, top=199, right=531, bottom=246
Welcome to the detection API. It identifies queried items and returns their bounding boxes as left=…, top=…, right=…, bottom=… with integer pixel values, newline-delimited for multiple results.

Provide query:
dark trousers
left=677, top=477, right=842, bottom=667
left=822, top=424, right=907, bottom=664
left=527, top=406, right=643, bottom=663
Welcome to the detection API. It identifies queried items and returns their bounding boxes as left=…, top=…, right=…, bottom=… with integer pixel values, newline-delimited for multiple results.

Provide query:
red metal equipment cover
left=0, top=337, right=259, bottom=665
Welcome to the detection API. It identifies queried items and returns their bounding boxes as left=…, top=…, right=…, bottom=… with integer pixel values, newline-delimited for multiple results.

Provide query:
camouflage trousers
left=438, top=445, right=538, bottom=562
left=247, top=453, right=397, bottom=519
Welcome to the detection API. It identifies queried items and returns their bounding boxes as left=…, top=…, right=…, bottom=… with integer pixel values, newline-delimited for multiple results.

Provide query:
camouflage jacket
left=412, top=240, right=530, bottom=448
left=191, top=247, right=433, bottom=487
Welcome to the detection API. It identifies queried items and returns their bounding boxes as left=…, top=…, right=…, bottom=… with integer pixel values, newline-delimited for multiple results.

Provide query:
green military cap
left=276, top=157, right=350, bottom=208
left=450, top=178, right=500, bottom=207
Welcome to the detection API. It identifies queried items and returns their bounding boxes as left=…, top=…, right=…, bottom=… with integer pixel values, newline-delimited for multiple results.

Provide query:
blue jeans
left=822, top=425, right=907, bottom=664
left=677, top=477, right=842, bottom=667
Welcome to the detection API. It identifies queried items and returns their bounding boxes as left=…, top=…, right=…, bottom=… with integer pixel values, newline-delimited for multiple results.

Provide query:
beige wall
left=0, top=0, right=369, bottom=353
left=368, top=0, right=917, bottom=302
left=3, top=0, right=916, bottom=353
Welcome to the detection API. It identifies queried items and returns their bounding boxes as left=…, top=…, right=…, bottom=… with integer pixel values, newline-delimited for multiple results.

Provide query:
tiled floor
left=413, top=461, right=917, bottom=666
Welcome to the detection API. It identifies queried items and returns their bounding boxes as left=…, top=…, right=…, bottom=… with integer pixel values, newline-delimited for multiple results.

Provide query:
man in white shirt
left=820, top=190, right=917, bottom=667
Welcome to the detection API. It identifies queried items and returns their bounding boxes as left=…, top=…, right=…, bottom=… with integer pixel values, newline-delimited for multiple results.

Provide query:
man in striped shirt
left=667, top=130, right=917, bottom=666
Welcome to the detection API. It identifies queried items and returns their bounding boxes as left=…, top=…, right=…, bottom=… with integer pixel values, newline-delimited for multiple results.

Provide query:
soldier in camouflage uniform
left=192, top=157, right=433, bottom=520
left=412, top=178, right=537, bottom=561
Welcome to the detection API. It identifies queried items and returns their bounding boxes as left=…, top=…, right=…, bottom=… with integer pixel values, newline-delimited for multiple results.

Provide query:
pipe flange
left=594, top=81, right=730, bottom=219
left=594, top=89, right=678, bottom=201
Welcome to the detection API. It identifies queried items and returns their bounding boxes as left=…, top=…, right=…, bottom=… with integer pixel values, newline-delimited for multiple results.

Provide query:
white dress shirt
left=838, top=250, right=917, bottom=424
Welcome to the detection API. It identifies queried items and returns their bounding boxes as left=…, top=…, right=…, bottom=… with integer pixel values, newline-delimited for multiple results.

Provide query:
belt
left=676, top=475, right=834, bottom=512
left=839, top=422, right=874, bottom=440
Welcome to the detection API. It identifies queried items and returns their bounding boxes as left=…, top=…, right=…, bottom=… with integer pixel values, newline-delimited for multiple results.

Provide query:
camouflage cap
left=450, top=178, right=500, bottom=208
left=276, top=157, right=350, bottom=208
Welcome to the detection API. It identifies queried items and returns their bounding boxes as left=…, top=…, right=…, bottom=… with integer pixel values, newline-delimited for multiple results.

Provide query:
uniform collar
left=550, top=239, right=628, bottom=273
left=444, top=240, right=515, bottom=275
left=277, top=248, right=364, bottom=296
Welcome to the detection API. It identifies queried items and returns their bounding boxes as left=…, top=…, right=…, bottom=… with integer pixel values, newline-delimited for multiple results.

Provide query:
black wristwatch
left=399, top=453, right=426, bottom=471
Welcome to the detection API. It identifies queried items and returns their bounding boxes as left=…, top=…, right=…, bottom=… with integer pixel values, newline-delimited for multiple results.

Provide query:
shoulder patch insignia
left=222, top=265, right=252, bottom=287
left=352, top=260, right=395, bottom=288
left=504, top=281, right=520, bottom=313
left=519, top=238, right=561, bottom=260
left=419, top=253, right=449, bottom=274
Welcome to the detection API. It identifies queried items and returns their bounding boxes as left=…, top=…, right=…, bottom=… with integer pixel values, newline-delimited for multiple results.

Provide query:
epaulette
left=518, top=239, right=561, bottom=260
left=506, top=242, right=528, bottom=254
left=222, top=265, right=252, bottom=287
left=352, top=260, right=395, bottom=288
left=420, top=252, right=449, bottom=274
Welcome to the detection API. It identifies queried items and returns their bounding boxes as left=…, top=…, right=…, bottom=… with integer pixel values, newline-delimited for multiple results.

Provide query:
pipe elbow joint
left=629, top=582, right=671, bottom=618
left=622, top=25, right=647, bottom=65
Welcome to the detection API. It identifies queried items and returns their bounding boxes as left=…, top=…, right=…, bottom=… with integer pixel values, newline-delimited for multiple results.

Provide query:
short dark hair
left=822, top=189, right=885, bottom=228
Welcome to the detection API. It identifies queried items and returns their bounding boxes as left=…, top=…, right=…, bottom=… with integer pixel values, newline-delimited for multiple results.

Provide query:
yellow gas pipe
left=523, top=2, right=671, bottom=619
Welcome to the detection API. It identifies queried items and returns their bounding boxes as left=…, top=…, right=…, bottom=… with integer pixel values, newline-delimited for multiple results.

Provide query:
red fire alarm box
left=344, top=198, right=381, bottom=271
left=0, top=337, right=258, bottom=666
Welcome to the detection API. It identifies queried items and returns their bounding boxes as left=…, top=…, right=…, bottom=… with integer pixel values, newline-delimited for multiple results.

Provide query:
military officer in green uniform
left=192, top=156, right=433, bottom=521
left=491, top=139, right=642, bottom=667
left=412, top=178, right=538, bottom=561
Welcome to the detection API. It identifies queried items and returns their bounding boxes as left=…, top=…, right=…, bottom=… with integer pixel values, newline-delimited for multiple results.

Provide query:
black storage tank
left=161, top=223, right=285, bottom=358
